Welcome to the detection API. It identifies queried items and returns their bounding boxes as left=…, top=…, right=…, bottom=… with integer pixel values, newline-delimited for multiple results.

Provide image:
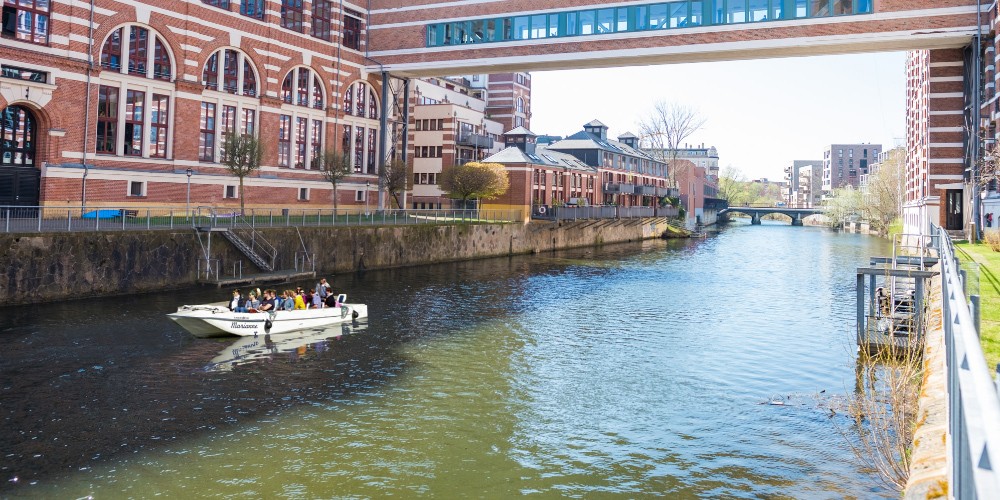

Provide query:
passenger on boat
left=247, top=291, right=260, bottom=311
left=302, top=288, right=313, bottom=308
left=324, top=291, right=338, bottom=308
left=293, top=289, right=307, bottom=310
left=229, top=289, right=247, bottom=313
left=259, top=290, right=276, bottom=312
left=310, top=288, right=323, bottom=309
left=283, top=290, right=296, bottom=310
left=316, top=279, right=329, bottom=300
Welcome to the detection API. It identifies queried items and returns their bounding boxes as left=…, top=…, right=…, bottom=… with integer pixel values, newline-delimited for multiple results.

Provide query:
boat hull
left=168, top=304, right=368, bottom=337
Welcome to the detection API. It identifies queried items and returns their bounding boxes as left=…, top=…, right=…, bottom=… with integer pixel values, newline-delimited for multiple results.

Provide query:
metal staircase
left=221, top=217, right=277, bottom=272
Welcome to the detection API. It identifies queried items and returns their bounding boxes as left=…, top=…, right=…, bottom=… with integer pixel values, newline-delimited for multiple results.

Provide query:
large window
left=96, top=86, right=118, bottom=154
left=202, top=48, right=257, bottom=96
left=312, top=0, right=332, bottom=41
left=123, top=90, right=145, bottom=156
left=199, top=102, right=216, bottom=161
left=343, top=10, right=363, bottom=50
left=340, top=82, right=380, bottom=174
left=278, top=115, right=291, bottom=167
left=101, top=25, right=173, bottom=80
left=1, top=0, right=50, bottom=45
left=202, top=0, right=230, bottom=8
left=426, top=0, right=873, bottom=47
left=280, top=67, right=324, bottom=109
left=281, top=0, right=303, bottom=32
left=149, top=94, right=169, bottom=158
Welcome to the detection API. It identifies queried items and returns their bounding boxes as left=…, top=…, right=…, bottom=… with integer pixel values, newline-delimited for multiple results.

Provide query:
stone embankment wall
left=0, top=218, right=672, bottom=305
left=903, top=270, right=949, bottom=498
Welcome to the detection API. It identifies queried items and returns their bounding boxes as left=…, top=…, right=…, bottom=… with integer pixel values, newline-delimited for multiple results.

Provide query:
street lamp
left=186, top=168, right=193, bottom=219
left=365, top=180, right=370, bottom=215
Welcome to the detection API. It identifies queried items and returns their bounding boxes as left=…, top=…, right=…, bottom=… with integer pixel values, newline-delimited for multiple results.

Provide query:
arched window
left=342, top=81, right=379, bottom=120
left=100, top=25, right=173, bottom=81
left=280, top=67, right=324, bottom=109
left=202, top=48, right=258, bottom=97
left=516, top=97, right=525, bottom=114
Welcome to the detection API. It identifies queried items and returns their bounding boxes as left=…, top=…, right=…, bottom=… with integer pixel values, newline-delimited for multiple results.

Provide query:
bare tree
left=440, top=162, right=510, bottom=207
left=314, top=148, right=352, bottom=212
left=862, top=148, right=904, bottom=236
left=221, top=132, right=264, bottom=214
left=977, top=143, right=1000, bottom=189
left=380, top=158, right=409, bottom=209
left=638, top=101, right=706, bottom=186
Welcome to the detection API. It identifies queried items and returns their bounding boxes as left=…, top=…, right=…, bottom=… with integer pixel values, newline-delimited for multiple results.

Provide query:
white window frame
left=355, top=190, right=366, bottom=202
left=127, top=180, right=147, bottom=197
left=224, top=185, right=238, bottom=199
left=298, top=187, right=309, bottom=200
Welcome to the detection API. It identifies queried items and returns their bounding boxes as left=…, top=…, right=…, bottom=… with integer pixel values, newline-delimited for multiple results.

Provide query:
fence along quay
left=858, top=226, right=1000, bottom=498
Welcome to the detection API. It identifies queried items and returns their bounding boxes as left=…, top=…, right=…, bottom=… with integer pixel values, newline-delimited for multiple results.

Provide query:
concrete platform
left=198, top=270, right=316, bottom=288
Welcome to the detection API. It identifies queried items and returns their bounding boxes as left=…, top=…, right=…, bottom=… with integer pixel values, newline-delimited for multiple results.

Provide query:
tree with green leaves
left=314, top=148, right=352, bottom=212
left=440, top=162, right=510, bottom=207
left=380, top=158, right=409, bottom=209
left=221, top=131, right=264, bottom=214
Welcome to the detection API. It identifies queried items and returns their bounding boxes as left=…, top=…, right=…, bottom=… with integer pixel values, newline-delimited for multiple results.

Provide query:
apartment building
left=784, top=160, right=822, bottom=207
left=408, top=77, right=504, bottom=209
left=822, top=143, right=882, bottom=193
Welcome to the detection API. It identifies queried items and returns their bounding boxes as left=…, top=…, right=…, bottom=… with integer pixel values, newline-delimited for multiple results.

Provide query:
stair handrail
left=230, top=215, right=277, bottom=270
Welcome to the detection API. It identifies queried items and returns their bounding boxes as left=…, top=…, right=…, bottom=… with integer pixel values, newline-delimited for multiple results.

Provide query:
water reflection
left=205, top=321, right=369, bottom=372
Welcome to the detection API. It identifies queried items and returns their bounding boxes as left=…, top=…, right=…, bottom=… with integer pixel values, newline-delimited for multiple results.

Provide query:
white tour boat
left=167, top=294, right=368, bottom=337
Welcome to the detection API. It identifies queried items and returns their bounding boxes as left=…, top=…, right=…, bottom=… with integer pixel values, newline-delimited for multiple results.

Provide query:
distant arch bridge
left=718, top=205, right=825, bottom=226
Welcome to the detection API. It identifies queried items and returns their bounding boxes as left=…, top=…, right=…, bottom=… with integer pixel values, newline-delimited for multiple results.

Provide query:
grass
left=954, top=242, right=1000, bottom=372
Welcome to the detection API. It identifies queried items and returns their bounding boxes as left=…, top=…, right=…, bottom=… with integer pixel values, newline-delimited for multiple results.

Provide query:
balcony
left=604, top=183, right=635, bottom=195
left=637, top=185, right=657, bottom=196
left=456, top=132, right=493, bottom=149
left=656, top=186, right=679, bottom=197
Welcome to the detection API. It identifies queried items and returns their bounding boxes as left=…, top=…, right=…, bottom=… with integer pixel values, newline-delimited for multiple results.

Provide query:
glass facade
left=426, top=0, right=873, bottom=47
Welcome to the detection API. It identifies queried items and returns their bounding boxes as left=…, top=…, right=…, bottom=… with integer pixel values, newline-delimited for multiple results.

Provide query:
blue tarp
left=81, top=209, right=121, bottom=219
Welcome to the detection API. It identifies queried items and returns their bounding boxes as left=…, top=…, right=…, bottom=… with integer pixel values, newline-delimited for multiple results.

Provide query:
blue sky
left=530, top=51, right=906, bottom=181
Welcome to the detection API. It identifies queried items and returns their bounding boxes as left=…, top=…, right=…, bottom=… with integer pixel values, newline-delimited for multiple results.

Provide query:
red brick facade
left=1, top=0, right=382, bottom=209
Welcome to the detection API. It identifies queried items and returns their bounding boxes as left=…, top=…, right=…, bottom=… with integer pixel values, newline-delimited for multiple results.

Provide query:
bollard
left=67, top=210, right=72, bottom=231
left=37, top=209, right=42, bottom=231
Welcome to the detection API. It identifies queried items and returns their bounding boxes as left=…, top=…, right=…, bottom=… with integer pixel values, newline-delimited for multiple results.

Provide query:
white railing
left=936, top=225, right=1000, bottom=499
left=0, top=206, right=522, bottom=233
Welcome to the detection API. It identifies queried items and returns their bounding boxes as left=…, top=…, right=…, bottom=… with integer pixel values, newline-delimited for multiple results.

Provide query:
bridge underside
left=367, top=4, right=979, bottom=77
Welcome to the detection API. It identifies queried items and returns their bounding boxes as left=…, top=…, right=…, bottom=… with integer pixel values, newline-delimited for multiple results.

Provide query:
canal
left=1, top=222, right=893, bottom=498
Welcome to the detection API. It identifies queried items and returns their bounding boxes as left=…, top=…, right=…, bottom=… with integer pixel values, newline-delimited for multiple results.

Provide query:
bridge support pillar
left=791, top=214, right=803, bottom=226
left=751, top=213, right=761, bottom=225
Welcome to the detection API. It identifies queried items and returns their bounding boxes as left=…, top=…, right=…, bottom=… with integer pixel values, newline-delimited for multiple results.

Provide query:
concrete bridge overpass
left=718, top=205, right=825, bottom=226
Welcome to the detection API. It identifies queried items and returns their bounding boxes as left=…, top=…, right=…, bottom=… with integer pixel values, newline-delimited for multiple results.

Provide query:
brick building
left=0, top=0, right=384, bottom=210
left=482, top=127, right=598, bottom=219
left=408, top=76, right=504, bottom=209
left=821, top=143, right=882, bottom=193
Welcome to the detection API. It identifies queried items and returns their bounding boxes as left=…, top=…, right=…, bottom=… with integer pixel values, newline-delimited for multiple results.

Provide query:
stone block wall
left=0, top=218, right=672, bottom=305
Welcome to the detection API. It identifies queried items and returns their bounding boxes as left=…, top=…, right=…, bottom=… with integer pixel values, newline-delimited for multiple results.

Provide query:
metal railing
left=227, top=215, right=278, bottom=271
left=936, top=224, right=1000, bottom=499
left=532, top=205, right=665, bottom=220
left=0, top=206, right=522, bottom=233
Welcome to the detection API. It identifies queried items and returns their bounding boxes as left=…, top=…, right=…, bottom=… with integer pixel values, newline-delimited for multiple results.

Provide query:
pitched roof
left=584, top=119, right=607, bottom=128
left=547, top=130, right=660, bottom=163
left=503, top=126, right=536, bottom=137
left=482, top=146, right=595, bottom=172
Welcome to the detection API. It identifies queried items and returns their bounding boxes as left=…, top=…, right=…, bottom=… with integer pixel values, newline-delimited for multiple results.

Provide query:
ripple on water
left=3, top=223, right=894, bottom=498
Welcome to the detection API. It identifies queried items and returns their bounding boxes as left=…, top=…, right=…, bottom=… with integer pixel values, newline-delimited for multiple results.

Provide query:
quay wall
left=0, top=218, right=671, bottom=305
